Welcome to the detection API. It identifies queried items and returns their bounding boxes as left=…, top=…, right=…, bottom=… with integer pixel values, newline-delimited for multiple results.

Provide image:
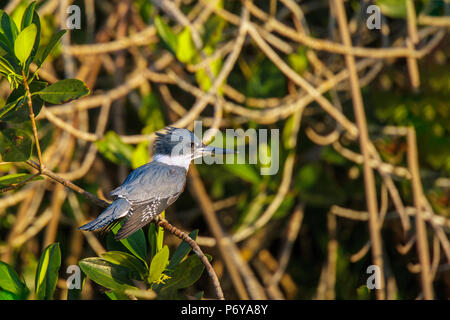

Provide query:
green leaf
left=156, top=210, right=165, bottom=252
left=1, top=80, right=47, bottom=122
left=375, top=0, right=407, bottom=18
left=131, top=141, right=149, bottom=169
left=223, top=163, right=261, bottom=184
left=138, top=92, right=165, bottom=133
left=0, top=32, right=12, bottom=55
left=104, top=290, right=130, bottom=300
left=195, top=46, right=222, bottom=91
left=20, top=1, right=37, bottom=30
left=14, top=24, right=37, bottom=65
left=0, top=172, right=42, bottom=187
left=36, top=78, right=89, bottom=104
left=0, top=261, right=29, bottom=299
left=168, top=230, right=198, bottom=269
left=148, top=245, right=169, bottom=284
left=24, top=11, right=41, bottom=73
left=95, top=131, right=134, bottom=166
left=203, top=15, right=227, bottom=47
left=35, top=243, right=61, bottom=300
left=111, top=223, right=148, bottom=265
left=101, top=251, right=148, bottom=276
left=1, top=11, right=19, bottom=49
left=0, top=56, right=15, bottom=75
left=0, top=290, right=19, bottom=299
left=35, top=30, right=66, bottom=68
left=0, top=128, right=32, bottom=162
left=154, top=15, right=177, bottom=54
left=148, top=224, right=158, bottom=260
left=0, top=96, right=24, bottom=119
left=176, top=27, right=196, bottom=64
left=287, top=46, right=308, bottom=75
left=79, top=257, right=136, bottom=292
left=160, top=254, right=206, bottom=293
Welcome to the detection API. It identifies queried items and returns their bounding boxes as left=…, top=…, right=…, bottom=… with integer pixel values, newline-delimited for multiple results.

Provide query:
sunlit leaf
left=14, top=24, right=37, bottom=65
left=0, top=56, right=15, bottom=75
left=35, top=243, right=61, bottom=300
left=148, top=245, right=169, bottom=284
left=375, top=0, right=407, bottom=18
left=131, top=142, right=149, bottom=169
left=176, top=27, right=196, bottom=63
left=156, top=211, right=165, bottom=252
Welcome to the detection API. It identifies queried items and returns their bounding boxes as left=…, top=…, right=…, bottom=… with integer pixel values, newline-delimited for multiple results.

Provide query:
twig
left=188, top=165, right=251, bottom=300
left=268, top=204, right=304, bottom=287
left=406, top=127, right=434, bottom=299
left=334, top=0, right=385, bottom=299
left=406, top=0, right=420, bottom=90
left=22, top=70, right=44, bottom=171
left=26, top=159, right=111, bottom=208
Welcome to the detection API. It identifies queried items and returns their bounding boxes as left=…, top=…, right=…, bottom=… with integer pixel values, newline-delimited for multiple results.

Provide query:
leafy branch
left=0, top=3, right=223, bottom=299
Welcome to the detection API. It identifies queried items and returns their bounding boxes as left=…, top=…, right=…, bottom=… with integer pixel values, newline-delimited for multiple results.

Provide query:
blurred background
left=0, top=0, right=449, bottom=300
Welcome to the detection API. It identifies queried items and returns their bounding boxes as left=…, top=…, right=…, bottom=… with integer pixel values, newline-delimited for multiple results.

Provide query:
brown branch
left=188, top=165, right=251, bottom=300
left=154, top=217, right=224, bottom=300
left=334, top=0, right=385, bottom=299
left=406, top=127, right=434, bottom=299
left=268, top=204, right=304, bottom=288
left=406, top=0, right=420, bottom=90
left=26, top=159, right=111, bottom=208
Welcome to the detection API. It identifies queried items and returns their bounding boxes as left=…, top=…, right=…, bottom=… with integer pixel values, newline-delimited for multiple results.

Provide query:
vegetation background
left=0, top=0, right=448, bottom=300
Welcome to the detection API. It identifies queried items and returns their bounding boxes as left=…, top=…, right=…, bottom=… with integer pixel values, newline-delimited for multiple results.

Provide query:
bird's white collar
left=153, top=154, right=191, bottom=170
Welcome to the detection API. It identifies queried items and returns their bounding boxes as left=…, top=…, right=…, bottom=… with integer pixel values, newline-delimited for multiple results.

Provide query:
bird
left=79, top=126, right=234, bottom=240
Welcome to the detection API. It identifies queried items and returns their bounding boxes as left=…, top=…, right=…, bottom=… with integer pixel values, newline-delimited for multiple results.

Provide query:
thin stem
left=154, top=217, right=225, bottom=300
left=26, top=160, right=111, bottom=208
left=407, top=127, right=434, bottom=299
left=22, top=70, right=44, bottom=171
left=334, top=0, right=386, bottom=299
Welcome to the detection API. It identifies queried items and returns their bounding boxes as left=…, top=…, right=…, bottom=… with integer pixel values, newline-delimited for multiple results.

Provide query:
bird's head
left=153, top=127, right=234, bottom=168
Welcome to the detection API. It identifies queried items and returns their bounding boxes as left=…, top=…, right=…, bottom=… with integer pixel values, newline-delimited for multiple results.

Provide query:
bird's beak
left=201, top=145, right=236, bottom=155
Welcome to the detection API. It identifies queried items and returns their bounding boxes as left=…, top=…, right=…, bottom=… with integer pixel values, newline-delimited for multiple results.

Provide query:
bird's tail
left=79, top=198, right=130, bottom=231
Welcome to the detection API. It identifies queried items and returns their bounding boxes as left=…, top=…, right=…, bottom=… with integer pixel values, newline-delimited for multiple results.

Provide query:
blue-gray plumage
left=79, top=127, right=234, bottom=240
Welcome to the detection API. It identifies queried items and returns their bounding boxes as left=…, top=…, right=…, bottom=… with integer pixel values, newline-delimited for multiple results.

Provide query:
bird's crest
left=154, top=126, right=192, bottom=156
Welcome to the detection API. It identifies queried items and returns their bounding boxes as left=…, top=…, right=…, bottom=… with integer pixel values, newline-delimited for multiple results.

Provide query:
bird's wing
left=111, top=162, right=187, bottom=239
left=110, top=162, right=187, bottom=203
left=115, top=192, right=183, bottom=240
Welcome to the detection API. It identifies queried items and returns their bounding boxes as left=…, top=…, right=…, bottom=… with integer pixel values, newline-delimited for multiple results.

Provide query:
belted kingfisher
left=79, top=127, right=234, bottom=240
